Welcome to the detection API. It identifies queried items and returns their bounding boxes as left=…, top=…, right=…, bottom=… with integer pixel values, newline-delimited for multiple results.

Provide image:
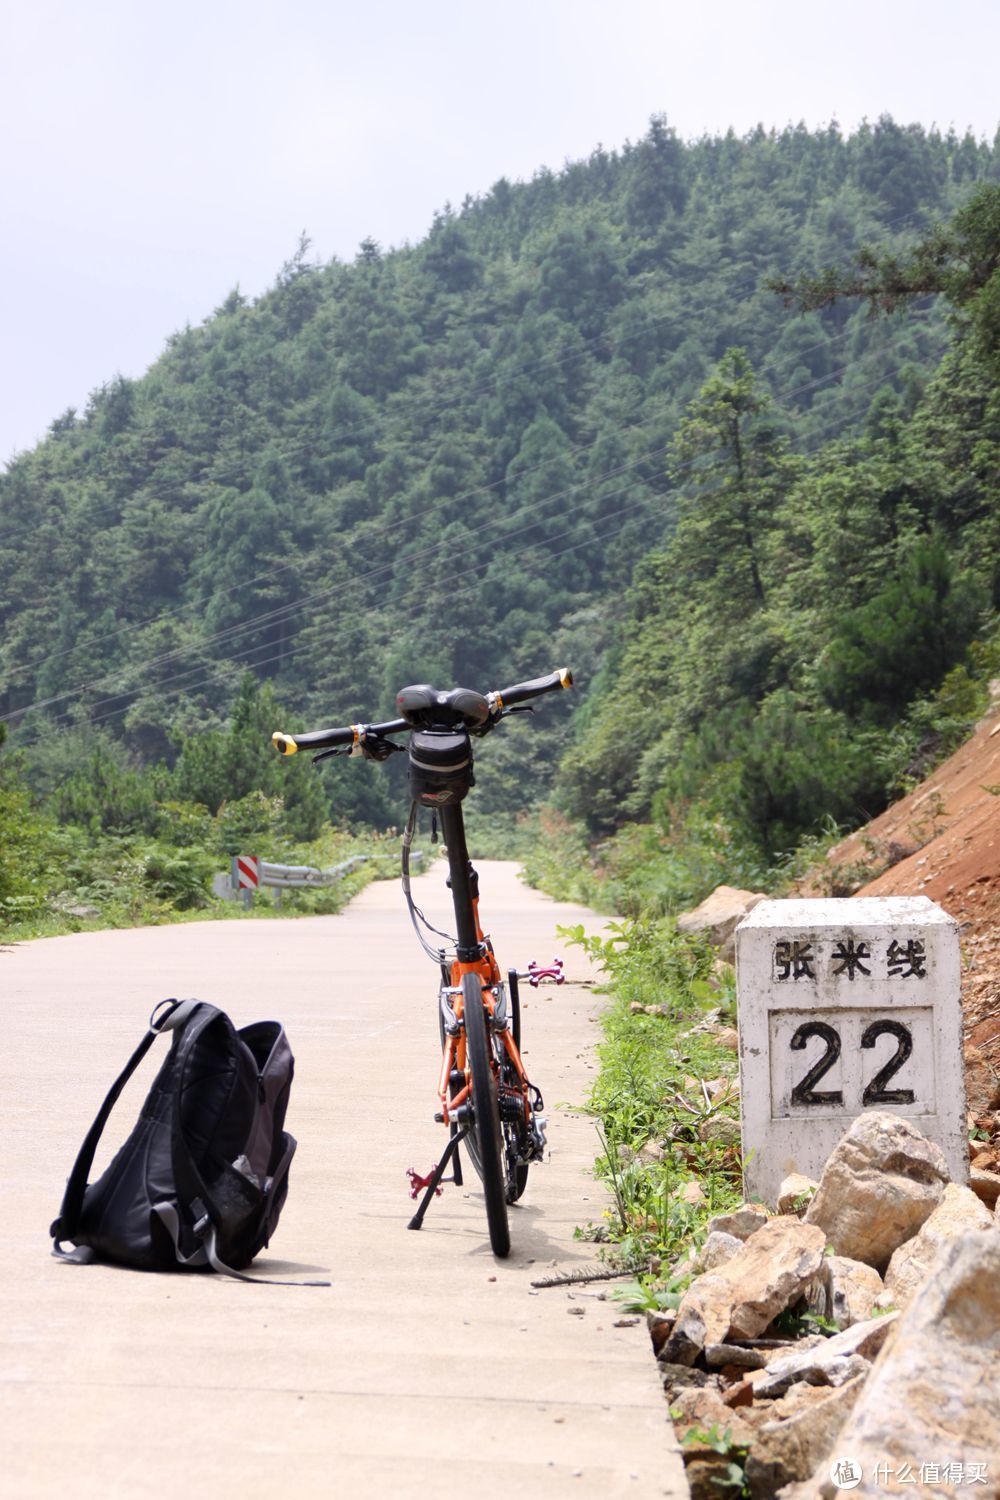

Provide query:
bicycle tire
left=467, top=1042, right=529, bottom=1204
left=503, top=969, right=529, bottom=1202
left=462, top=971, right=511, bottom=1257
left=456, top=978, right=499, bottom=1180
left=451, top=976, right=527, bottom=1204
left=503, top=1082, right=530, bottom=1204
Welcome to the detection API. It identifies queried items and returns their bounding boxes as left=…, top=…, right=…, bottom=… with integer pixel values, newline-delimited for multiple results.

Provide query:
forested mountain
left=550, top=181, right=1000, bottom=910
left=1, top=116, right=998, bottom=834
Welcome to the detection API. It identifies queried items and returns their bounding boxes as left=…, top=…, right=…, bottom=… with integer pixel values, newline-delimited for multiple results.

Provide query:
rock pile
left=655, top=1112, right=1000, bottom=1498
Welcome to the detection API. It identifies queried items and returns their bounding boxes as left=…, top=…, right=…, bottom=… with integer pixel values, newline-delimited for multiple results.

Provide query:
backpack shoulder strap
left=51, top=1000, right=204, bottom=1256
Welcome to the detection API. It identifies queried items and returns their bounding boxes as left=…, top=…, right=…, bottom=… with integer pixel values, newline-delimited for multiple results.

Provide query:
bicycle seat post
left=439, top=803, right=483, bottom=964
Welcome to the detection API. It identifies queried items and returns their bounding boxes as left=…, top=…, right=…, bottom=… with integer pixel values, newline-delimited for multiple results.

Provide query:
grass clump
left=562, top=917, right=744, bottom=1272
left=0, top=816, right=408, bottom=943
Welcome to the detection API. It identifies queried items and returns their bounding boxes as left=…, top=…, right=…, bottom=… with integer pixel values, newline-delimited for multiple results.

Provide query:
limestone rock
left=760, top=1334, right=825, bottom=1363
left=685, top=1455, right=745, bottom=1500
left=698, top=1114, right=742, bottom=1147
left=798, top=1257, right=884, bottom=1329
left=970, top=1164, right=1000, bottom=1208
left=706, top=1204, right=769, bottom=1241
left=753, top=1313, right=897, bottom=1398
left=963, top=1039, right=1000, bottom=1114
left=766, top=1382, right=852, bottom=1420
left=698, top=1231, right=744, bottom=1271
left=804, top=1112, right=949, bottom=1270
left=713, top=1027, right=740, bottom=1052
left=756, top=1352, right=870, bottom=1399
left=777, top=1173, right=819, bottom=1215
left=790, top=1231, right=1000, bottom=1498
left=823, top=1256, right=884, bottom=1328
left=676, top=884, right=768, bottom=962
left=884, top=1182, right=994, bottom=1307
left=669, top=1385, right=755, bottom=1447
left=704, top=1343, right=769, bottom=1370
left=745, top=1375, right=866, bottom=1499
left=647, top=1308, right=676, bottom=1355
left=722, top=1378, right=757, bottom=1410
left=661, top=1218, right=826, bottom=1365
left=658, top=1362, right=716, bottom=1400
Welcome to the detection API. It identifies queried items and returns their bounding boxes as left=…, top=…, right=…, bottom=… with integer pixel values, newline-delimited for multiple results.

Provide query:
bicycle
left=272, top=667, right=573, bottom=1257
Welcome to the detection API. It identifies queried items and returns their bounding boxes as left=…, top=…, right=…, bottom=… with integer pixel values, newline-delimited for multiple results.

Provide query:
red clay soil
left=809, top=695, right=1000, bottom=1132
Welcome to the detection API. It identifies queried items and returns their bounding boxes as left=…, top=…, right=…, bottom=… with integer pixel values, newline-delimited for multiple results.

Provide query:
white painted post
left=736, top=897, right=966, bottom=1205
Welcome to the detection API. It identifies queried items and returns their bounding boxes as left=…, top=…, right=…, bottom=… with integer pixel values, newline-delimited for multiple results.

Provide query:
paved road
left=3, top=861, right=686, bottom=1499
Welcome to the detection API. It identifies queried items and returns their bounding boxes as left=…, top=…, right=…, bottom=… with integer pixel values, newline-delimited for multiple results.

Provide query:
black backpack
left=51, top=999, right=324, bottom=1285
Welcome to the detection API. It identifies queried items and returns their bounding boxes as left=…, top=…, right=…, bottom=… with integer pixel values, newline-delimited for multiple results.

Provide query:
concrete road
left=2, top=861, right=686, bottom=1499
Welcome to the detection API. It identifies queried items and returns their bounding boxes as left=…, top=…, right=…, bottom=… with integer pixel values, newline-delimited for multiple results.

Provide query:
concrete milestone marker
left=735, top=897, right=966, bottom=1204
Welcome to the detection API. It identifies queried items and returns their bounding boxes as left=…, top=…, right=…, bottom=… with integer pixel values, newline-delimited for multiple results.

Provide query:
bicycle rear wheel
left=462, top=971, right=510, bottom=1257
left=504, top=969, right=529, bottom=1203
left=463, top=977, right=529, bottom=1204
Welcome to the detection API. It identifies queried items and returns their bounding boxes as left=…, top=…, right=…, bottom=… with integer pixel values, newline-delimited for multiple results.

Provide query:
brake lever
left=360, top=734, right=406, bottom=763
left=312, top=747, right=351, bottom=764
left=474, top=704, right=534, bottom=739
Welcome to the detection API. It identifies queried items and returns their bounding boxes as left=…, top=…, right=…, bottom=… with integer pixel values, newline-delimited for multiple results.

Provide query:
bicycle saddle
left=396, top=684, right=491, bottom=729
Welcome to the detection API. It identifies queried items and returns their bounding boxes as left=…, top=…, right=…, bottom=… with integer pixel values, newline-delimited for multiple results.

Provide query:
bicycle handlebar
left=271, top=667, right=573, bottom=757
left=488, top=666, right=573, bottom=711
left=272, top=717, right=409, bottom=756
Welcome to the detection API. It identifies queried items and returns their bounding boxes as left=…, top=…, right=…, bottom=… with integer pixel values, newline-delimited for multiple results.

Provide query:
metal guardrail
left=259, top=855, right=371, bottom=889
left=220, top=851, right=423, bottom=904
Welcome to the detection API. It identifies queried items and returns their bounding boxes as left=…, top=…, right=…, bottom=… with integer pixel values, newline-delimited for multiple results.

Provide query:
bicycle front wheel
left=462, top=971, right=510, bottom=1258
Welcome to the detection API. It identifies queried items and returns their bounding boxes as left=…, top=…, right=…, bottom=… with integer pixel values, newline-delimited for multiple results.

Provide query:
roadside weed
left=677, top=1424, right=752, bottom=1496
left=563, top=918, right=744, bottom=1272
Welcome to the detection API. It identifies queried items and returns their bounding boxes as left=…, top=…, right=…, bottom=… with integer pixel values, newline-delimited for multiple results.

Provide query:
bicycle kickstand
left=407, top=1126, right=470, bottom=1231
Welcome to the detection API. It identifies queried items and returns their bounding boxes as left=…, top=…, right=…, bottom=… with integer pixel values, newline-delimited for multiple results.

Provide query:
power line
left=14, top=329, right=936, bottom=751
left=1, top=301, right=939, bottom=724
left=0, top=205, right=948, bottom=704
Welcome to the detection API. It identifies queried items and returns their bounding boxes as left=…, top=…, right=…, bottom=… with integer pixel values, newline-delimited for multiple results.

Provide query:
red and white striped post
left=232, top=854, right=260, bottom=910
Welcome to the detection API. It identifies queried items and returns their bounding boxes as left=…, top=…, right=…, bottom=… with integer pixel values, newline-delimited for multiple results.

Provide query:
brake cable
left=402, top=801, right=457, bottom=962
left=311, top=729, right=406, bottom=765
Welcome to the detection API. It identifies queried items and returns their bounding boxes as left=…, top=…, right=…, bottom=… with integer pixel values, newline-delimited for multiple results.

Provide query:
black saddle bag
left=408, top=727, right=473, bottom=807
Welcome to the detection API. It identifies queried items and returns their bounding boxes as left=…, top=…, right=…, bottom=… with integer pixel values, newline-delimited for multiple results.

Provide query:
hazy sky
left=2, top=0, right=997, bottom=463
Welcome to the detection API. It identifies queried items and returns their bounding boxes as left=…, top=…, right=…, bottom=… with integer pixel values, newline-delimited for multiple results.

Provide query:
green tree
left=172, top=675, right=328, bottom=839
left=668, top=348, right=792, bottom=610
left=818, top=535, right=987, bottom=722
left=624, top=115, right=688, bottom=236
left=0, top=725, right=52, bottom=915
left=771, top=183, right=1000, bottom=369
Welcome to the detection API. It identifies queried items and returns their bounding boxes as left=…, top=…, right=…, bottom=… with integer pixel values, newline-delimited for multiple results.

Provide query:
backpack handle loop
left=149, top=998, right=202, bottom=1034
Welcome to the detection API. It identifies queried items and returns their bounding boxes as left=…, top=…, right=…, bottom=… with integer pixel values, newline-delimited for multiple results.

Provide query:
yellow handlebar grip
left=558, top=667, right=574, bottom=688
left=272, top=731, right=298, bottom=756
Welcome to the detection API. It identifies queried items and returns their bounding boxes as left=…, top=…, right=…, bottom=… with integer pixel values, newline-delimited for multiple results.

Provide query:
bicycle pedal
left=406, top=1167, right=443, bottom=1200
